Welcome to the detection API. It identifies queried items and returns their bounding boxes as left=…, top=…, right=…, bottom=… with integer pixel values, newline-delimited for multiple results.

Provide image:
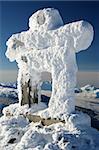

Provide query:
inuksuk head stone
left=6, top=8, right=94, bottom=118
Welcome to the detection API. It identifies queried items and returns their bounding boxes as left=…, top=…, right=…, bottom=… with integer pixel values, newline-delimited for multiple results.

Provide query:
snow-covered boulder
left=81, top=85, right=95, bottom=92
left=0, top=112, right=99, bottom=150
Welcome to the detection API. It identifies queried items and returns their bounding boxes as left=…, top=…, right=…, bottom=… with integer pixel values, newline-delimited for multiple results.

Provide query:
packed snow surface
left=0, top=104, right=99, bottom=150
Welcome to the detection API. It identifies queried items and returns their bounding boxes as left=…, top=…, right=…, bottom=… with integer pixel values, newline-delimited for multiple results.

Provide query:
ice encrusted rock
left=6, top=8, right=94, bottom=118
left=0, top=112, right=99, bottom=150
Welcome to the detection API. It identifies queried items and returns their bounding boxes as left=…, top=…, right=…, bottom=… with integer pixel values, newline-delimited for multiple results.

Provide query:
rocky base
left=0, top=104, right=99, bottom=150
left=0, top=114, right=99, bottom=150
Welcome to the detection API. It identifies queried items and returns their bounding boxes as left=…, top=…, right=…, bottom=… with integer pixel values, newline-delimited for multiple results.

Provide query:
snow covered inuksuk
left=6, top=8, right=93, bottom=118
left=1, top=8, right=99, bottom=150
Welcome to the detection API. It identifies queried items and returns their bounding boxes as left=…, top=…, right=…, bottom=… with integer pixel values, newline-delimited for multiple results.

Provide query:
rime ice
left=2, top=8, right=99, bottom=150
left=6, top=8, right=94, bottom=118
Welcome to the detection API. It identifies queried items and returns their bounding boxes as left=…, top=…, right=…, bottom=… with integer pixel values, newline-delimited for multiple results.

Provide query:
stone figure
left=6, top=8, right=93, bottom=118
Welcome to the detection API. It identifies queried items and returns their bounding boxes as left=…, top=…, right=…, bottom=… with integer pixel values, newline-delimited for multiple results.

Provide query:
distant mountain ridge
left=0, top=82, right=17, bottom=89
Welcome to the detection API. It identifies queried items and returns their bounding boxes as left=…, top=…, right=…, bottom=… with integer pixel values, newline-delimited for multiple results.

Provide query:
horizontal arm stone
left=56, top=20, right=94, bottom=53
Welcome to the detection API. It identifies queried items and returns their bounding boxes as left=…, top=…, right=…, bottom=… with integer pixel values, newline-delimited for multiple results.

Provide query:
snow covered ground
left=0, top=82, right=99, bottom=115
left=0, top=82, right=99, bottom=149
left=0, top=83, right=18, bottom=115
left=0, top=102, right=99, bottom=150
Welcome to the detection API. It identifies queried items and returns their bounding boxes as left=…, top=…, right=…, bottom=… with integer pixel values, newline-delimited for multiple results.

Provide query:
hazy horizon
left=0, top=70, right=99, bottom=88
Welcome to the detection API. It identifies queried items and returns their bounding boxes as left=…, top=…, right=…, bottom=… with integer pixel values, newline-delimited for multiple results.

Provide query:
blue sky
left=0, top=1, right=99, bottom=72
